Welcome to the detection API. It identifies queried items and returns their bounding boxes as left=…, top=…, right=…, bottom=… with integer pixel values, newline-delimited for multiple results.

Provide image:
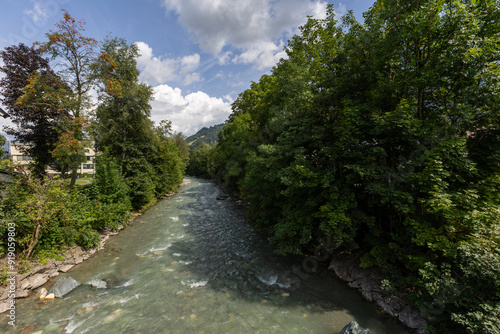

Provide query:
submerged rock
left=216, top=195, right=231, bottom=200
left=87, top=278, right=107, bottom=289
left=49, top=277, right=81, bottom=298
left=339, top=321, right=371, bottom=334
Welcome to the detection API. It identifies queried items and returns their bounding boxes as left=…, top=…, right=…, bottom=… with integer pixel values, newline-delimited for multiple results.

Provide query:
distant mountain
left=186, top=123, right=224, bottom=148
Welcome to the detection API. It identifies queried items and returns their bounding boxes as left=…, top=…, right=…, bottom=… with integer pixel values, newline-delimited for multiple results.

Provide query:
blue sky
left=0, top=0, right=376, bottom=136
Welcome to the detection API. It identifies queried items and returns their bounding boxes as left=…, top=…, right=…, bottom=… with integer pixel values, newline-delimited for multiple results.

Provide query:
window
left=83, top=164, right=94, bottom=170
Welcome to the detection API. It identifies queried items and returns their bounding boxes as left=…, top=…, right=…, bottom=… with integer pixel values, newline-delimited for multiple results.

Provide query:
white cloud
left=162, top=0, right=328, bottom=69
left=135, top=41, right=202, bottom=86
left=24, top=2, right=49, bottom=24
left=335, top=2, right=347, bottom=17
left=232, top=40, right=287, bottom=70
left=151, top=84, right=231, bottom=135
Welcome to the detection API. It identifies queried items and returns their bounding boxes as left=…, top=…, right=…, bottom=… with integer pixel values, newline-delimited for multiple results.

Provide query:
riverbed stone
left=58, top=264, right=74, bottom=273
left=399, top=306, right=425, bottom=329
left=0, top=301, right=8, bottom=314
left=15, top=290, right=29, bottom=298
left=49, top=277, right=81, bottom=298
left=29, top=274, right=49, bottom=290
left=361, top=290, right=374, bottom=302
left=38, top=288, right=48, bottom=300
left=328, top=254, right=428, bottom=333
left=339, top=321, right=371, bottom=334
left=87, top=278, right=107, bottom=289
left=19, top=274, right=49, bottom=291
left=46, top=269, right=60, bottom=278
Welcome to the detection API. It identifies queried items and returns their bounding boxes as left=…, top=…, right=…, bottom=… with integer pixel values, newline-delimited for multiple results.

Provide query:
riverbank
left=328, top=253, right=427, bottom=334
left=216, top=180, right=427, bottom=333
left=0, top=186, right=181, bottom=314
left=0, top=220, right=128, bottom=314
left=0, top=177, right=412, bottom=333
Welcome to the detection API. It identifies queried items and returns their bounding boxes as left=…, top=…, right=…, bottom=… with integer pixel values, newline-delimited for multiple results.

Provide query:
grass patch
left=76, top=176, right=95, bottom=185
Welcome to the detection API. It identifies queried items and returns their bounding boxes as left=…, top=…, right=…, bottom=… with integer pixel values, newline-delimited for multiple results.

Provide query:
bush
left=75, top=227, right=100, bottom=249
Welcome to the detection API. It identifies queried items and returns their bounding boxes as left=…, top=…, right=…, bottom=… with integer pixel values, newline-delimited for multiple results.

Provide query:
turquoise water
left=0, top=178, right=410, bottom=334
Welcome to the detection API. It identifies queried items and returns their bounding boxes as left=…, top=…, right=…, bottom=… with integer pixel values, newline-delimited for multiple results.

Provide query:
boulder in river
left=339, top=321, right=371, bottom=334
left=87, top=278, right=107, bottom=289
left=48, top=277, right=81, bottom=298
left=216, top=194, right=231, bottom=200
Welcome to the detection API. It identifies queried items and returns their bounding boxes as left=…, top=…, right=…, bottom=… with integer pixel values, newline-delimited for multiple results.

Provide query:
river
left=1, top=177, right=410, bottom=334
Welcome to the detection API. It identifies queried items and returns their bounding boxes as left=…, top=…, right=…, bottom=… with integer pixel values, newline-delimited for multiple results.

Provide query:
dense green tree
left=186, top=143, right=213, bottom=177
left=172, top=131, right=190, bottom=165
left=149, top=120, right=185, bottom=196
left=94, top=37, right=184, bottom=209
left=213, top=2, right=500, bottom=332
left=93, top=37, right=156, bottom=209
left=0, top=43, right=67, bottom=178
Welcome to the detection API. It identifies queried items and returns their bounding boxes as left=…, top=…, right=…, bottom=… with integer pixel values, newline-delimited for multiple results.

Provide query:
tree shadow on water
left=168, top=178, right=411, bottom=333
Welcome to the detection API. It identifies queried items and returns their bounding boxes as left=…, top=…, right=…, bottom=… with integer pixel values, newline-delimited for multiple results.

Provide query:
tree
left=0, top=135, right=5, bottom=160
left=172, top=131, right=190, bottom=165
left=1, top=163, right=74, bottom=259
left=93, top=37, right=158, bottom=209
left=149, top=121, right=185, bottom=195
left=0, top=43, right=67, bottom=178
left=212, top=2, right=500, bottom=332
left=38, top=11, right=99, bottom=187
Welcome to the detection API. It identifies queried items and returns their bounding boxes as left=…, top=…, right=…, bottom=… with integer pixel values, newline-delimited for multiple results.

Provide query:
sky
left=0, top=0, right=376, bottom=136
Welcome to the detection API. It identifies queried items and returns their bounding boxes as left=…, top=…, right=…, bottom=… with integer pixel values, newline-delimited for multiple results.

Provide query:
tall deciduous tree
left=93, top=37, right=157, bottom=209
left=0, top=43, right=67, bottom=178
left=38, top=11, right=98, bottom=187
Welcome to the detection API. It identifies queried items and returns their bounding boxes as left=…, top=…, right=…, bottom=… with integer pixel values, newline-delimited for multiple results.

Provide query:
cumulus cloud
left=335, top=2, right=348, bottom=17
left=232, top=40, right=287, bottom=70
left=135, top=41, right=202, bottom=86
left=162, top=0, right=328, bottom=69
left=24, top=2, right=49, bottom=24
left=150, top=84, right=232, bottom=135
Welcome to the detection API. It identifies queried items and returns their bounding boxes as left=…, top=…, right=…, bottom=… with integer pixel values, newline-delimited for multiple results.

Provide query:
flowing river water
left=1, top=177, right=411, bottom=334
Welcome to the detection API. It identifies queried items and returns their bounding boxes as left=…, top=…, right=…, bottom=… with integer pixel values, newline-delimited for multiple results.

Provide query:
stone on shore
left=38, top=288, right=48, bottom=300
left=58, top=264, right=74, bottom=273
left=48, top=277, right=81, bottom=298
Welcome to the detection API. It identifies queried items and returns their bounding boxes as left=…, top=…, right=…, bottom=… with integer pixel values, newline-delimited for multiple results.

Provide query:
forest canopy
left=193, top=2, right=500, bottom=333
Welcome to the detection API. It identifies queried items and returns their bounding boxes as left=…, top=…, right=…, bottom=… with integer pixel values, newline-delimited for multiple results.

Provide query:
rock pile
left=0, top=228, right=120, bottom=314
left=339, top=321, right=371, bottom=334
left=329, top=254, right=428, bottom=334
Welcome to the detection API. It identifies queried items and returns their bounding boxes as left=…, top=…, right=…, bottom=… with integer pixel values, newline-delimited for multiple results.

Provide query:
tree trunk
left=25, top=223, right=41, bottom=259
left=69, top=165, right=77, bottom=188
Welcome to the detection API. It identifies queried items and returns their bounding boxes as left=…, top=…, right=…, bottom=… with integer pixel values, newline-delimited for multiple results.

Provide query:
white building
left=6, top=141, right=96, bottom=175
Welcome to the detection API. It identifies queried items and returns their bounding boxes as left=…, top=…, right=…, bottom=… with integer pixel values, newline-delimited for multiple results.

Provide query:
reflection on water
left=0, top=178, right=411, bottom=334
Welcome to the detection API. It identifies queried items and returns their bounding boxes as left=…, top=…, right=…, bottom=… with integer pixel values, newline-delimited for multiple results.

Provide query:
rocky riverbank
left=0, top=224, right=127, bottom=314
left=328, top=253, right=428, bottom=334
left=0, top=185, right=184, bottom=315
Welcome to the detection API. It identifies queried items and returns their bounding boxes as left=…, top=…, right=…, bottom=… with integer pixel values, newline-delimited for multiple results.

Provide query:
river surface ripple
left=1, top=177, right=410, bottom=334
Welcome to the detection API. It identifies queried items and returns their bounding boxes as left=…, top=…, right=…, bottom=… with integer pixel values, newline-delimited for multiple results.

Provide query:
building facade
left=6, top=141, right=96, bottom=175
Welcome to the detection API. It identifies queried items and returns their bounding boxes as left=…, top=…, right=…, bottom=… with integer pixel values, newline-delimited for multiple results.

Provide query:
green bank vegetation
left=0, top=13, right=187, bottom=261
left=187, top=2, right=500, bottom=333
